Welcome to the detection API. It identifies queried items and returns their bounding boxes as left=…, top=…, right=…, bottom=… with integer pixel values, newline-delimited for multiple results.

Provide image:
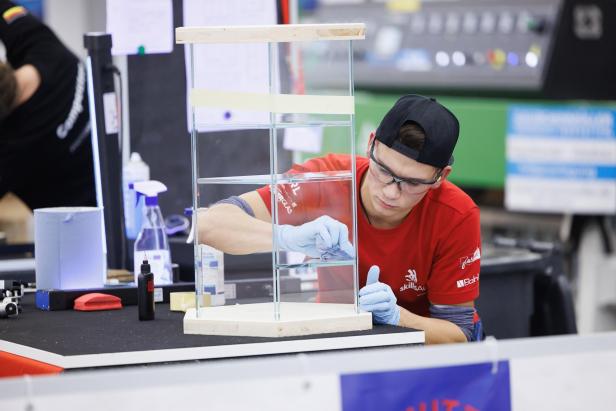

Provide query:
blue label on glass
left=340, top=361, right=511, bottom=411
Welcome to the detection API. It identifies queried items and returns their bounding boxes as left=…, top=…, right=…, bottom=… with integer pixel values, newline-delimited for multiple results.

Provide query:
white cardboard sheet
left=182, top=0, right=277, bottom=132
left=106, top=0, right=174, bottom=56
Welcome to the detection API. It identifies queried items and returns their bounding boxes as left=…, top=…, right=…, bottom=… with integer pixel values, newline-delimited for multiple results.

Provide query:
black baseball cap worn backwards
left=375, top=94, right=460, bottom=169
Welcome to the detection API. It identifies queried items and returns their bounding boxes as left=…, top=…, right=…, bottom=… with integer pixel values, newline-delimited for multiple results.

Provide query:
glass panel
left=275, top=175, right=357, bottom=309
left=187, top=31, right=359, bottom=325
left=197, top=172, right=352, bottom=186
left=268, top=41, right=281, bottom=320
left=188, top=43, right=203, bottom=316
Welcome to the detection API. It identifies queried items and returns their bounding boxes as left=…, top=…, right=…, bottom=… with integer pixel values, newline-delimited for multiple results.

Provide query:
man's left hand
left=359, top=265, right=400, bottom=326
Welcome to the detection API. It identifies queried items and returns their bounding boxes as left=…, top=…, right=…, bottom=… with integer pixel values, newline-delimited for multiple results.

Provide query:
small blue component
left=320, top=245, right=353, bottom=261
left=35, top=290, right=50, bottom=311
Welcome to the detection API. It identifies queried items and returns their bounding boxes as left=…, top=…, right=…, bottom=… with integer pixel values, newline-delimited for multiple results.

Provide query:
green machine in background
left=304, top=92, right=508, bottom=188
left=299, top=0, right=616, bottom=190
left=297, top=0, right=616, bottom=336
left=352, top=93, right=509, bottom=189
left=350, top=94, right=616, bottom=190
left=312, top=92, right=616, bottom=190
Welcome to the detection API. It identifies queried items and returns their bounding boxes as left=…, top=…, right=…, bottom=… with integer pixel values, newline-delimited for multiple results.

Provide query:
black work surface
left=0, top=294, right=411, bottom=356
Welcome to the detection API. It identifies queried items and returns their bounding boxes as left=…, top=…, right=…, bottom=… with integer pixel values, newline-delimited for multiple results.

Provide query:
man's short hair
left=0, top=62, right=18, bottom=122
left=397, top=121, right=426, bottom=152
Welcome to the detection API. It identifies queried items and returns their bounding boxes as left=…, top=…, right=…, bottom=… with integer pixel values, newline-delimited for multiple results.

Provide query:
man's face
left=363, top=140, right=448, bottom=225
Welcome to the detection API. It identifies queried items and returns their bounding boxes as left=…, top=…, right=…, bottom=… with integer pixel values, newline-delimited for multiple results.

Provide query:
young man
left=0, top=1, right=95, bottom=210
left=200, top=95, right=482, bottom=344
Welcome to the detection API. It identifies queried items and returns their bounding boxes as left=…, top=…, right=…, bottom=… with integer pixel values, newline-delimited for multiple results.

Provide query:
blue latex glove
left=276, top=216, right=355, bottom=259
left=359, top=265, right=400, bottom=325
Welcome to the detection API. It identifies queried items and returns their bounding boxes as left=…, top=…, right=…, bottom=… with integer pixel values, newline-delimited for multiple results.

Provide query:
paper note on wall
left=283, top=128, right=323, bottom=153
left=106, top=0, right=173, bottom=55
left=183, top=0, right=277, bottom=132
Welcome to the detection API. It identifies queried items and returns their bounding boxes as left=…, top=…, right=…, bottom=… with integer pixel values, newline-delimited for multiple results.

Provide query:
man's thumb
left=366, top=265, right=380, bottom=285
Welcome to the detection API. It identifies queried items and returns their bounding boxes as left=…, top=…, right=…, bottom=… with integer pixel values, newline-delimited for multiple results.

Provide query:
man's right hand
left=276, top=216, right=355, bottom=258
left=359, top=265, right=400, bottom=326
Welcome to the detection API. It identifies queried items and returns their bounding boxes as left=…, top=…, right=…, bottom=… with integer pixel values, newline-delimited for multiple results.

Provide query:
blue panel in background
left=505, top=104, right=616, bottom=213
left=506, top=163, right=616, bottom=180
left=341, top=361, right=511, bottom=411
left=16, top=0, right=43, bottom=19
left=507, top=106, right=616, bottom=138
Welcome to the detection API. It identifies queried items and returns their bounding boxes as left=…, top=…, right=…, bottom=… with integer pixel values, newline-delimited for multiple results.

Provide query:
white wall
left=43, top=0, right=105, bottom=58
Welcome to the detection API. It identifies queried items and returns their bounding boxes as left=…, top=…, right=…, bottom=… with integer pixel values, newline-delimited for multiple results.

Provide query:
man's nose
left=382, top=180, right=401, bottom=199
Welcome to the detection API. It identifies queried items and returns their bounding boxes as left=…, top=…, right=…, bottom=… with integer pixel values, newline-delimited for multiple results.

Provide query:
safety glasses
left=368, top=140, right=442, bottom=195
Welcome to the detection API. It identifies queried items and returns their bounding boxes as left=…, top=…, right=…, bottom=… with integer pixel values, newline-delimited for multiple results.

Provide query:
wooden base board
left=184, top=302, right=372, bottom=337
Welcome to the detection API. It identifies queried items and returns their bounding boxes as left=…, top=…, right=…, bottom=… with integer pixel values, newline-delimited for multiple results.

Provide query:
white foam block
left=184, top=302, right=372, bottom=338
left=170, top=292, right=211, bottom=312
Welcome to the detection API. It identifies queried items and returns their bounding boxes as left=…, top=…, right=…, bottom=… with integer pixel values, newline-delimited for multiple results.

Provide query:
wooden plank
left=190, top=90, right=355, bottom=115
left=176, top=23, right=365, bottom=44
left=184, top=302, right=372, bottom=337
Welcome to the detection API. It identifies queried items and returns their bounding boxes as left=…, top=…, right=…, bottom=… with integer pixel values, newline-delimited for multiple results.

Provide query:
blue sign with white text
left=505, top=105, right=616, bottom=213
left=507, top=106, right=616, bottom=138
left=340, top=361, right=511, bottom=411
left=506, top=106, right=616, bottom=181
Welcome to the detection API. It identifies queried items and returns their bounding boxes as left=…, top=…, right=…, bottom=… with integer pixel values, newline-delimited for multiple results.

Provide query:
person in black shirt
left=0, top=0, right=95, bottom=210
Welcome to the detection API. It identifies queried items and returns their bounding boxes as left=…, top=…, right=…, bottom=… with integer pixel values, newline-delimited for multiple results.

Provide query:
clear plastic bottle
left=133, top=181, right=172, bottom=285
left=123, top=152, right=150, bottom=239
left=199, top=244, right=225, bottom=306
left=186, top=208, right=225, bottom=306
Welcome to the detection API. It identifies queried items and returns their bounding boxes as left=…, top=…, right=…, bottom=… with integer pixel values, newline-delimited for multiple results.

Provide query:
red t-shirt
left=256, top=154, right=481, bottom=317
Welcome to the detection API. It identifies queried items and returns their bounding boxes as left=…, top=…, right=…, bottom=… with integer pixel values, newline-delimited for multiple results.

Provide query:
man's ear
left=432, top=166, right=452, bottom=189
left=366, top=132, right=375, bottom=155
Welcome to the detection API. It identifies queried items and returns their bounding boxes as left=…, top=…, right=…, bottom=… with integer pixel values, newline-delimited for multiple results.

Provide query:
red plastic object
left=73, top=293, right=123, bottom=311
left=0, top=351, right=63, bottom=377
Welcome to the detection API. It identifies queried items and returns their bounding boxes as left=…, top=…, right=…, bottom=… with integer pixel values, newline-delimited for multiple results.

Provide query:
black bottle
left=137, top=260, right=155, bottom=321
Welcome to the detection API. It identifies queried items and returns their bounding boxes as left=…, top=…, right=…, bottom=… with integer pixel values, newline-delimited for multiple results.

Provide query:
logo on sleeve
left=456, top=274, right=479, bottom=288
left=3, top=6, right=27, bottom=24
left=459, top=247, right=481, bottom=269
left=276, top=184, right=299, bottom=215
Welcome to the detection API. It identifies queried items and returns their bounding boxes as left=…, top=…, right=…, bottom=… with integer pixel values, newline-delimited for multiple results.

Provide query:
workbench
left=0, top=293, right=424, bottom=375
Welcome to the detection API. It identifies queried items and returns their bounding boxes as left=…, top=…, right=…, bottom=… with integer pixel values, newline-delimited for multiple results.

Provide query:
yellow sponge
left=170, top=292, right=211, bottom=312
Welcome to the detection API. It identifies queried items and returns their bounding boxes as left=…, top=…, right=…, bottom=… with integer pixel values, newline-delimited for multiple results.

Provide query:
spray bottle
left=133, top=181, right=172, bottom=285
left=123, top=152, right=150, bottom=239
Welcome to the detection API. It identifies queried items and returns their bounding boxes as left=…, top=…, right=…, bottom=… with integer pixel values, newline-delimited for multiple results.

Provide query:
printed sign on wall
left=340, top=361, right=511, bottom=411
left=505, top=106, right=616, bottom=214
